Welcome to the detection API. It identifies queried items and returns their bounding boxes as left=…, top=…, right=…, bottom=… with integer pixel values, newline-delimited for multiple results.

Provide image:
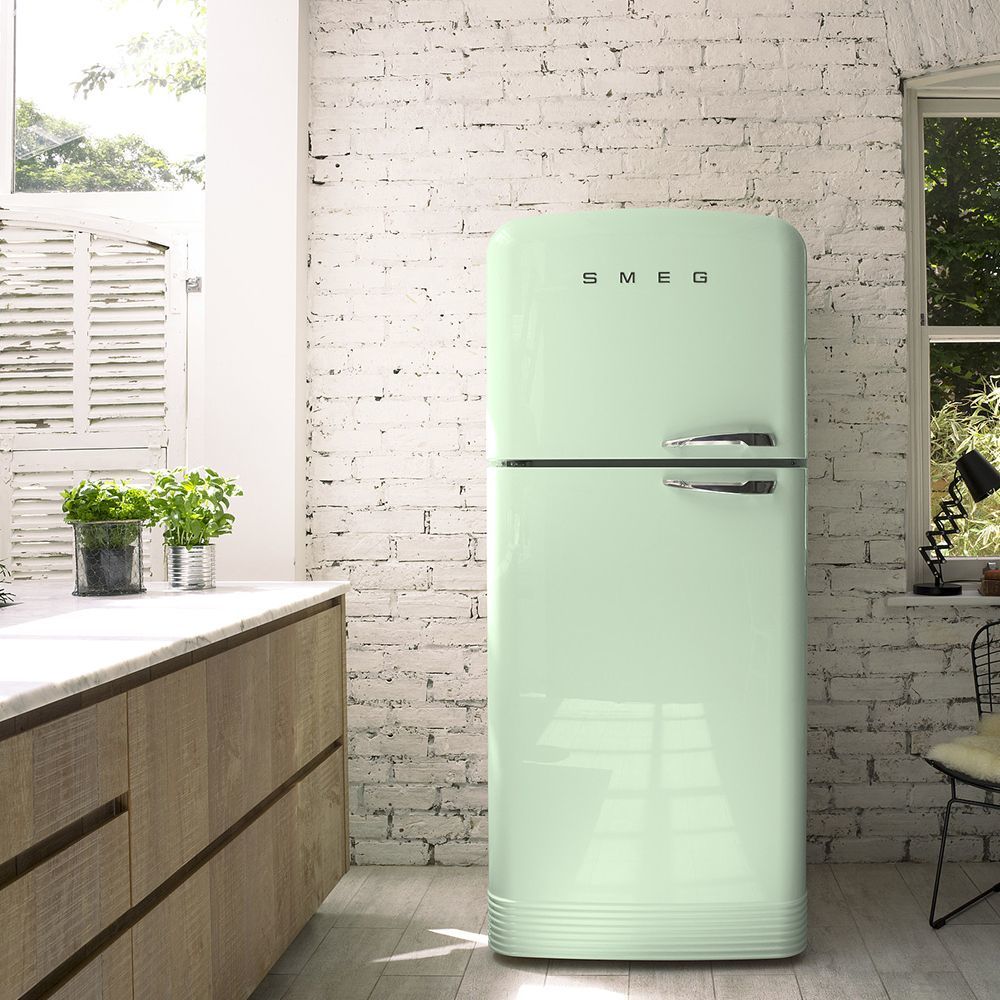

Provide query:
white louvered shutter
left=0, top=210, right=187, bottom=579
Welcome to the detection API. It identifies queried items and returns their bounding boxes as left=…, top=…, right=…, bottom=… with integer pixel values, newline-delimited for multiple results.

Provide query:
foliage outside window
left=0, top=561, right=13, bottom=607
left=13, top=0, right=205, bottom=192
left=925, top=114, right=1000, bottom=557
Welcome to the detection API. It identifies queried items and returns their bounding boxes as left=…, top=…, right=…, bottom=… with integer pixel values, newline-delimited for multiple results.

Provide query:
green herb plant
left=147, top=468, right=242, bottom=548
left=61, top=480, right=152, bottom=549
left=0, top=560, right=13, bottom=607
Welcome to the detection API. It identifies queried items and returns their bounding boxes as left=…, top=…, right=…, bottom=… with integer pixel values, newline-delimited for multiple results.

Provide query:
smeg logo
left=582, top=270, right=709, bottom=285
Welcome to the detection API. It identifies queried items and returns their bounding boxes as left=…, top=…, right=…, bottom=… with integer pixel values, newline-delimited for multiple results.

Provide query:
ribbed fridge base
left=487, top=890, right=808, bottom=960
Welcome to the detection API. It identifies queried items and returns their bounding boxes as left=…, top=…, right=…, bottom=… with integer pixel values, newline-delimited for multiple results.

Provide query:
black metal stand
left=914, top=582, right=964, bottom=596
left=929, top=775, right=1000, bottom=927
left=917, top=476, right=967, bottom=597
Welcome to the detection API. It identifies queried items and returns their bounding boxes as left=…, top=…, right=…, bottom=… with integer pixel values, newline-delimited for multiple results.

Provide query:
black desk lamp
left=916, top=449, right=1000, bottom=596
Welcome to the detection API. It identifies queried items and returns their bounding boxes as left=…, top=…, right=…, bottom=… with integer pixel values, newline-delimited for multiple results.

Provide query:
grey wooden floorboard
left=370, top=975, right=463, bottom=1000
left=934, top=924, right=1000, bottom=1000
left=335, top=866, right=436, bottom=929
left=879, top=972, right=977, bottom=1000
left=272, top=867, right=377, bottom=974
left=793, top=866, right=888, bottom=1000
left=249, top=974, right=294, bottom=1000
left=628, top=962, right=714, bottom=999
left=832, top=864, right=957, bottom=975
left=543, top=973, right=630, bottom=993
left=387, top=867, right=489, bottom=977
left=453, top=914, right=547, bottom=1000
left=959, top=864, right=1000, bottom=921
left=896, top=864, right=1000, bottom=926
left=285, top=926, right=406, bottom=1000
left=547, top=959, right=629, bottom=977
left=712, top=972, right=802, bottom=1000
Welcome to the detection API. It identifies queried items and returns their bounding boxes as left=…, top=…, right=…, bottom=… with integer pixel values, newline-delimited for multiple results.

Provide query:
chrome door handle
left=661, top=432, right=776, bottom=447
left=663, top=479, right=776, bottom=495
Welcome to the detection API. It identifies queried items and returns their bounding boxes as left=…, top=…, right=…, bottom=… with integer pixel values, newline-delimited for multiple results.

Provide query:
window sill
left=886, top=584, right=1000, bottom=608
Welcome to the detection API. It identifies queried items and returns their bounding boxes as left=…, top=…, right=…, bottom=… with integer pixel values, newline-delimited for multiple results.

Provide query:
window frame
left=0, top=0, right=204, bottom=211
left=905, top=66, right=1000, bottom=588
left=0, top=0, right=14, bottom=195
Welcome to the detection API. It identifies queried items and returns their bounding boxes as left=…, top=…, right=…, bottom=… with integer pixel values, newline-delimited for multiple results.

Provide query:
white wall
left=306, top=0, right=1000, bottom=865
left=203, top=0, right=309, bottom=580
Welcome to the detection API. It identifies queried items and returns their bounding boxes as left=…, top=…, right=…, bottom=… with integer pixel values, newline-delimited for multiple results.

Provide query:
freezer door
left=487, top=465, right=806, bottom=959
left=487, top=208, right=805, bottom=461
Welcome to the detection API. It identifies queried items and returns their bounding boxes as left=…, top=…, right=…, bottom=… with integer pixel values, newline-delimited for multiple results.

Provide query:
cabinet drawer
left=48, top=932, right=133, bottom=1000
left=132, top=867, right=212, bottom=1000
left=128, top=662, right=210, bottom=901
left=0, top=814, right=130, bottom=1000
left=269, top=604, right=345, bottom=771
left=0, top=697, right=127, bottom=864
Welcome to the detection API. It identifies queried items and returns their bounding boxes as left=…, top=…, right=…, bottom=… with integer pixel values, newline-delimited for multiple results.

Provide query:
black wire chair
left=926, top=619, right=1000, bottom=927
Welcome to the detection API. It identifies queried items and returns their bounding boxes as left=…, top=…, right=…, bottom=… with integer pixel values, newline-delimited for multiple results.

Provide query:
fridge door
left=487, top=208, right=806, bottom=462
left=487, top=465, right=806, bottom=959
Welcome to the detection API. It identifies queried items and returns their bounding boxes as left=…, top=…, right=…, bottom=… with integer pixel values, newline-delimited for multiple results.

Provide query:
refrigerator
left=486, top=208, right=807, bottom=961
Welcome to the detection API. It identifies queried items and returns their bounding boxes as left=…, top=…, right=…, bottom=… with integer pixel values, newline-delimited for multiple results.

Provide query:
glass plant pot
left=71, top=521, right=145, bottom=597
left=166, top=544, right=216, bottom=590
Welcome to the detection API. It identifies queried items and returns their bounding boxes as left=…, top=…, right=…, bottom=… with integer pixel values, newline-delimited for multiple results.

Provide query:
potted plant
left=148, top=467, right=242, bottom=590
left=0, top=560, right=13, bottom=608
left=61, top=480, right=152, bottom=596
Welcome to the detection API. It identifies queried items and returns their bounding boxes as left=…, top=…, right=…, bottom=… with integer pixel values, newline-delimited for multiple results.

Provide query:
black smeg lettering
left=580, top=270, right=711, bottom=286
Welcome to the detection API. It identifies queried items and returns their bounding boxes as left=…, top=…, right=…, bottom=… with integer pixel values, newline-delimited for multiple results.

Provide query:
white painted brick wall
left=307, top=0, right=1000, bottom=864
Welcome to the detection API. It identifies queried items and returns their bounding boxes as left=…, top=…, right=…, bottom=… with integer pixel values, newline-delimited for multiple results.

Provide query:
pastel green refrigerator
left=486, top=208, right=807, bottom=960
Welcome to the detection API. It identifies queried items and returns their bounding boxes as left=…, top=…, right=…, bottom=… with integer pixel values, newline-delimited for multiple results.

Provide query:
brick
left=353, top=840, right=431, bottom=864
left=434, top=843, right=488, bottom=865
left=829, top=677, right=905, bottom=701
left=393, top=813, right=466, bottom=841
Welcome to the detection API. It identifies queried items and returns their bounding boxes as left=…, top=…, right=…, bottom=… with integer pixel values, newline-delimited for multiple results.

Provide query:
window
left=3, top=0, right=205, bottom=194
left=906, top=69, right=1000, bottom=584
left=0, top=210, right=188, bottom=577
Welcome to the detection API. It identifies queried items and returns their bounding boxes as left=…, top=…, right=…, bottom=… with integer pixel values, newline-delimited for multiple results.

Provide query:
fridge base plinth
left=487, top=890, right=807, bottom=961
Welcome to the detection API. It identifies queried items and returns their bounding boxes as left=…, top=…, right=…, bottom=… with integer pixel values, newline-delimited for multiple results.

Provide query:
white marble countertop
left=0, top=579, right=349, bottom=724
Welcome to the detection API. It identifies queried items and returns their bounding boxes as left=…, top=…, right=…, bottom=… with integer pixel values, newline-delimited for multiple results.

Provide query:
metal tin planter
left=166, top=544, right=216, bottom=590
left=72, top=521, right=145, bottom=596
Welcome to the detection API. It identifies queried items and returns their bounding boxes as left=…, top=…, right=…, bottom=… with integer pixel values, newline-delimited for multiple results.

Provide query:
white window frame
left=0, top=0, right=202, bottom=217
left=905, top=65, right=1000, bottom=589
left=0, top=0, right=12, bottom=196
left=0, top=0, right=205, bottom=470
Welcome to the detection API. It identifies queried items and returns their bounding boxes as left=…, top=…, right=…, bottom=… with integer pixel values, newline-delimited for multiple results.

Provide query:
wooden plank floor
left=251, top=864, right=1000, bottom=1000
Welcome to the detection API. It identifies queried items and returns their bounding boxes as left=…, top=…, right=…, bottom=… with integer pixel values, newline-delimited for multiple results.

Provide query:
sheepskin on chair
left=926, top=714, right=1000, bottom=784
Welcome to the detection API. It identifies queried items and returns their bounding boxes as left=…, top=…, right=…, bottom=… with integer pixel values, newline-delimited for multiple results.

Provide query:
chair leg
left=929, top=796, right=954, bottom=929
left=928, top=783, right=1000, bottom=928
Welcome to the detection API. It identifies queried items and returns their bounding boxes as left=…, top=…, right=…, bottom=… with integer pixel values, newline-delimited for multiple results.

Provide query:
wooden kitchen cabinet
left=1, top=589, right=347, bottom=1000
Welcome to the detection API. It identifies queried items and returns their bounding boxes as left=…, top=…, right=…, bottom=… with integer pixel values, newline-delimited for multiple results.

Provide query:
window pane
left=930, top=342, right=1000, bottom=556
left=924, top=116, right=1000, bottom=326
left=14, top=0, right=205, bottom=193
